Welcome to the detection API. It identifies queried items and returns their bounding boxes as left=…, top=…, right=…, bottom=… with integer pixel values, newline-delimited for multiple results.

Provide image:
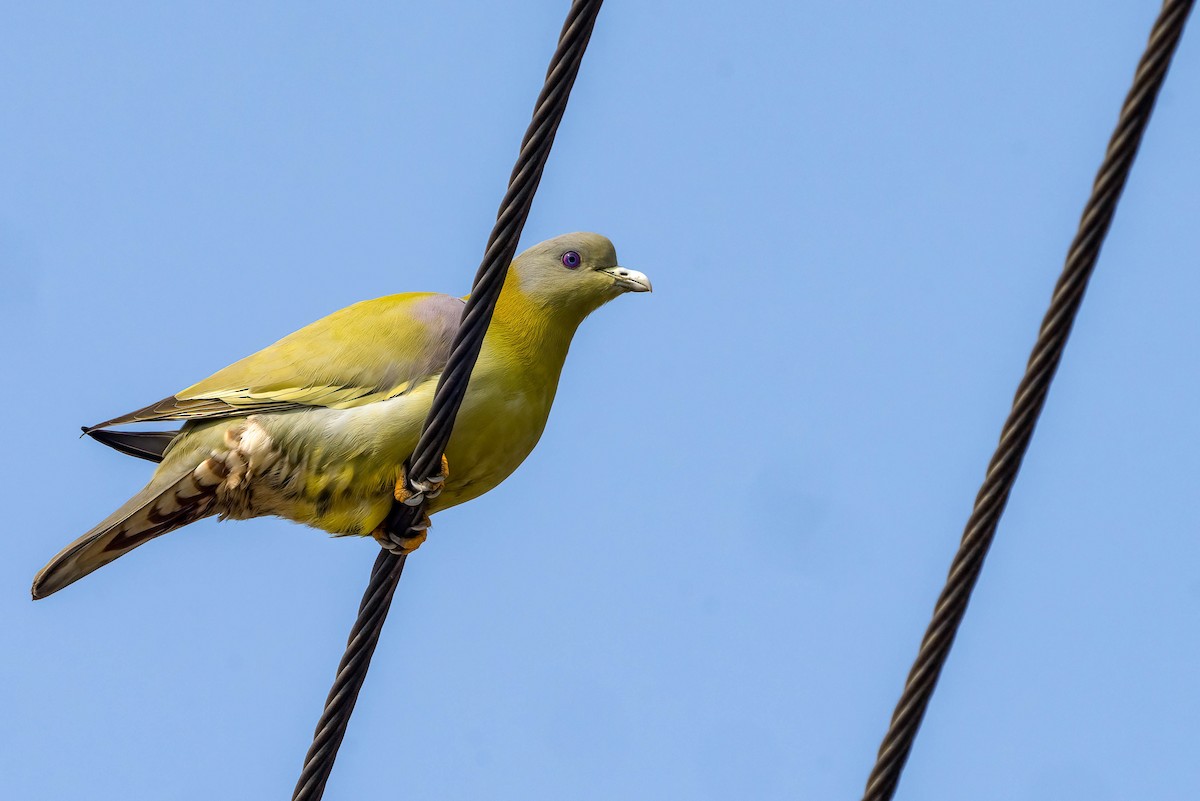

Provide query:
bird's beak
left=600, top=266, right=652, bottom=293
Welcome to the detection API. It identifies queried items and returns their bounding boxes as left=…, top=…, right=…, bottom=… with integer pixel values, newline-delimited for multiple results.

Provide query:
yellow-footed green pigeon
left=32, top=232, right=650, bottom=599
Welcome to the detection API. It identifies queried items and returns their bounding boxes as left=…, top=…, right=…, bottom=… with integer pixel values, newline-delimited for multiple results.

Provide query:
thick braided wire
left=291, top=3, right=604, bottom=799
left=861, top=2, right=1195, bottom=799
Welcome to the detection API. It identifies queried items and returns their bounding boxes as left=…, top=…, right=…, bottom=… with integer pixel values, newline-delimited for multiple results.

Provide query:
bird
left=32, top=232, right=650, bottom=599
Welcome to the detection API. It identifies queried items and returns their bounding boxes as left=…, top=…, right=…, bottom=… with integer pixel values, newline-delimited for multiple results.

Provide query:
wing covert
left=87, top=292, right=464, bottom=431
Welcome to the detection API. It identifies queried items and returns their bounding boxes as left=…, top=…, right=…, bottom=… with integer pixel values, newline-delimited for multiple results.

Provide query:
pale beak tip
left=605, top=266, right=652, bottom=293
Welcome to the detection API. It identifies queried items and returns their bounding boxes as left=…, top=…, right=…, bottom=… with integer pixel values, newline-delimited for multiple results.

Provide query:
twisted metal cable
left=292, top=3, right=604, bottom=799
left=861, top=2, right=1194, bottom=799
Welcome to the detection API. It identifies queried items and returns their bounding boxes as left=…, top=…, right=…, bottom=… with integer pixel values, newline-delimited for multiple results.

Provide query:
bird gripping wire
left=291, top=2, right=605, bottom=799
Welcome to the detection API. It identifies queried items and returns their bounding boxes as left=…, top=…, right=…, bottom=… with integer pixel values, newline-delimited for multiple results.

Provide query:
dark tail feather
left=84, top=428, right=179, bottom=463
left=32, top=461, right=220, bottom=599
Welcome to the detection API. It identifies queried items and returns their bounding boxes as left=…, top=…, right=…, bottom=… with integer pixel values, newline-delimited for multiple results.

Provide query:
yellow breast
left=432, top=280, right=579, bottom=511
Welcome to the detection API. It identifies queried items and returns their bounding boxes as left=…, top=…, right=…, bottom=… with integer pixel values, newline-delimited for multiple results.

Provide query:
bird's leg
left=369, top=455, right=449, bottom=555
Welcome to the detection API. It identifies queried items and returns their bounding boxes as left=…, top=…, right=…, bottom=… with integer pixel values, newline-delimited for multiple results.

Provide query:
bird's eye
left=561, top=250, right=581, bottom=269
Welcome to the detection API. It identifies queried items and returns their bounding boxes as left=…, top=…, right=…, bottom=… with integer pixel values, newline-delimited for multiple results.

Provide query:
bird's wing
left=86, top=293, right=464, bottom=431
left=85, top=429, right=178, bottom=462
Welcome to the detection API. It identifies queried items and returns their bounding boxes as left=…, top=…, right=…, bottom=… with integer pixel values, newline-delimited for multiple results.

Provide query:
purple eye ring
left=561, top=250, right=581, bottom=269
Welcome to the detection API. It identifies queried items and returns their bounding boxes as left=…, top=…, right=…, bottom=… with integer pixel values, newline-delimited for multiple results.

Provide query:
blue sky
left=4, top=2, right=1199, bottom=799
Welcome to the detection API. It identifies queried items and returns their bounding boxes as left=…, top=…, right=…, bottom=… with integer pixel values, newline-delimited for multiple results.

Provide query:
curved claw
left=405, top=455, right=450, bottom=502
left=383, top=455, right=449, bottom=546
left=372, top=511, right=430, bottom=555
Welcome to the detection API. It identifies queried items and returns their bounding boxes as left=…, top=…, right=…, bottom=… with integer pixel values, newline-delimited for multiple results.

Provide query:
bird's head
left=507, top=232, right=651, bottom=322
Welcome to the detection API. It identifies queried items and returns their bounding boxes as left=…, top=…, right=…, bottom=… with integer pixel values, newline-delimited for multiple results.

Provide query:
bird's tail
left=32, top=458, right=223, bottom=599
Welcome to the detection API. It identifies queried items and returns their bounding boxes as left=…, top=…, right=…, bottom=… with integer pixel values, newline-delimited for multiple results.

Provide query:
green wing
left=87, top=293, right=464, bottom=431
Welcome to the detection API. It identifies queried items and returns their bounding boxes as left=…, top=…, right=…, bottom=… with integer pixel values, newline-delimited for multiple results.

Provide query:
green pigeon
left=32, top=232, right=650, bottom=599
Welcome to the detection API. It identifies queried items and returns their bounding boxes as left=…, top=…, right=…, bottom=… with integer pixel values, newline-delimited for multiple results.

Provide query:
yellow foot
left=394, top=454, right=450, bottom=507
left=372, top=455, right=449, bottom=555
left=371, top=512, right=429, bottom=555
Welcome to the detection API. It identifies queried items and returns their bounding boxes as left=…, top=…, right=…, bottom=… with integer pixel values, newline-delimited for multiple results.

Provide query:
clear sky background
left=4, top=3, right=1199, bottom=799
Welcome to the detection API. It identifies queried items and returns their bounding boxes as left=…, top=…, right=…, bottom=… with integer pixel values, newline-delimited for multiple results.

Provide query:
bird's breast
left=431, top=344, right=563, bottom=511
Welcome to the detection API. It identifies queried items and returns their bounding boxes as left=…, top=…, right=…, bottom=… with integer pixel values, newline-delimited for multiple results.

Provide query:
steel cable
left=861, top=2, right=1194, bottom=799
left=291, top=2, right=604, bottom=798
